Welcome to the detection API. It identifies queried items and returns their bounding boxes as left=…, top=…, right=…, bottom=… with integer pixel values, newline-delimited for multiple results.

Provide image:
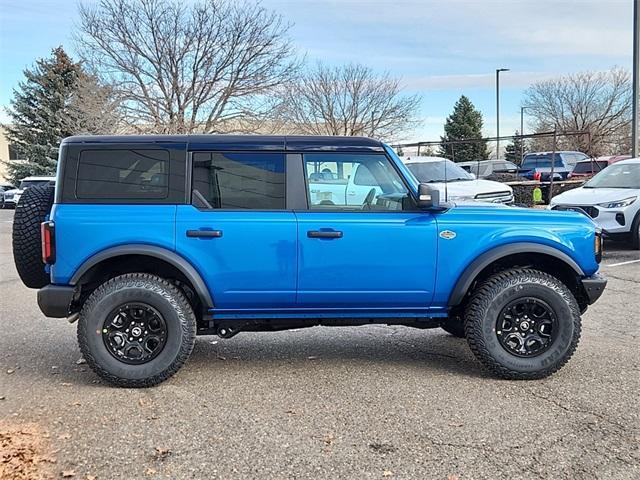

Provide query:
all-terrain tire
left=441, top=316, right=466, bottom=338
left=465, top=268, right=581, bottom=380
left=78, top=274, right=197, bottom=388
left=12, top=184, right=54, bottom=288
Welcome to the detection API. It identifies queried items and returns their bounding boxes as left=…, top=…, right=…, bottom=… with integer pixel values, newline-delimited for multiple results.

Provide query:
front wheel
left=78, top=274, right=196, bottom=387
left=631, top=212, right=640, bottom=250
left=465, top=268, right=581, bottom=380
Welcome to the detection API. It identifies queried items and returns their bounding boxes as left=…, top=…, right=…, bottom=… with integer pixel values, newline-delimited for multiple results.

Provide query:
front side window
left=304, top=153, right=409, bottom=211
left=192, top=152, right=285, bottom=209
left=76, top=149, right=169, bottom=199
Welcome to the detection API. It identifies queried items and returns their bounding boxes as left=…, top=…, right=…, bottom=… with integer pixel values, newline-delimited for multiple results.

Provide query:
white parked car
left=403, top=156, right=514, bottom=204
left=549, top=158, right=640, bottom=248
left=2, top=176, right=56, bottom=208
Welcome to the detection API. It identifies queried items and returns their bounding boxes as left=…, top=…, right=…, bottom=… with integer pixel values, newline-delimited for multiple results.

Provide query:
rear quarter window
left=76, top=149, right=169, bottom=199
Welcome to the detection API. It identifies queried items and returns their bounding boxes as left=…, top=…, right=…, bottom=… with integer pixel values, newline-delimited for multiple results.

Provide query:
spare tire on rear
left=13, top=184, right=55, bottom=288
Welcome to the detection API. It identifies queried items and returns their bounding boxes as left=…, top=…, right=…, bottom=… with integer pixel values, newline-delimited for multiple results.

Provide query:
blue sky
left=0, top=0, right=634, bottom=142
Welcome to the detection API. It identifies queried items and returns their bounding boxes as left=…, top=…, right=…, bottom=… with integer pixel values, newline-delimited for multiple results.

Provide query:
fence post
left=549, top=127, right=557, bottom=201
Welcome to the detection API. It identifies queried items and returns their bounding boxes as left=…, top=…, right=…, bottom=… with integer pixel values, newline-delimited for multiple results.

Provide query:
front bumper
left=37, top=284, right=75, bottom=318
left=550, top=202, right=638, bottom=235
left=581, top=274, right=607, bottom=305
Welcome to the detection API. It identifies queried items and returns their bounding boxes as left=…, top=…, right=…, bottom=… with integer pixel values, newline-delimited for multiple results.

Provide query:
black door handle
left=186, top=229, right=223, bottom=238
left=307, top=230, right=343, bottom=239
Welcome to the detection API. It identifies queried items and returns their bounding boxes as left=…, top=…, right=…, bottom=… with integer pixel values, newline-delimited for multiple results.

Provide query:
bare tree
left=273, top=63, right=421, bottom=141
left=76, top=0, right=298, bottom=134
left=523, top=68, right=631, bottom=156
left=64, top=73, right=127, bottom=134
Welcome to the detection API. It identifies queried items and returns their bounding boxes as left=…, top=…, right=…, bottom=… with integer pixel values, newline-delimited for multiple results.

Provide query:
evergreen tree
left=504, top=130, right=528, bottom=165
left=2, top=47, right=82, bottom=183
left=438, top=95, right=489, bottom=162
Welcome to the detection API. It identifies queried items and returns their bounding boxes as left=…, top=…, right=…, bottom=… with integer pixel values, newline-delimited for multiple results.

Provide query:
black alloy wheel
left=496, top=297, right=557, bottom=357
left=103, top=303, right=168, bottom=365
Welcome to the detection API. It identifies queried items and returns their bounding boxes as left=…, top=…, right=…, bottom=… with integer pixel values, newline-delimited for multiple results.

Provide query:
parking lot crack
left=522, top=388, right=627, bottom=430
left=601, top=272, right=640, bottom=284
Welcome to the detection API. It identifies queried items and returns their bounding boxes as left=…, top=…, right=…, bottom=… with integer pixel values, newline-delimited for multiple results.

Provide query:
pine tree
left=504, top=130, right=528, bottom=165
left=2, top=47, right=82, bottom=183
left=438, top=95, right=489, bottom=162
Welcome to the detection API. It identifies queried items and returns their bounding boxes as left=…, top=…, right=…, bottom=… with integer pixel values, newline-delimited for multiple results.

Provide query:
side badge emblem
left=439, top=230, right=457, bottom=240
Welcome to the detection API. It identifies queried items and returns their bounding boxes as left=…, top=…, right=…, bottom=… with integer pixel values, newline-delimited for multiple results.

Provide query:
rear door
left=176, top=151, right=297, bottom=310
left=295, top=152, right=438, bottom=309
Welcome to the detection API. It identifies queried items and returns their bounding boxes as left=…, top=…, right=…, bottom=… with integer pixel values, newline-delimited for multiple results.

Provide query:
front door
left=296, top=152, right=438, bottom=309
left=176, top=151, right=296, bottom=310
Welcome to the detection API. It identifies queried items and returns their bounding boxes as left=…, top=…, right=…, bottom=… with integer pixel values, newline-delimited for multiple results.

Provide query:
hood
left=551, top=187, right=640, bottom=206
left=428, top=179, right=512, bottom=200
left=3, top=188, right=22, bottom=195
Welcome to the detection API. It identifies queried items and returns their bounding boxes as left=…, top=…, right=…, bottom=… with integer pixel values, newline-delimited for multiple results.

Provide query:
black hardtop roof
left=61, top=134, right=385, bottom=152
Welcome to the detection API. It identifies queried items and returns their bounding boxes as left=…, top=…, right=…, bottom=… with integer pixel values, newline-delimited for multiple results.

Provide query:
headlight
left=596, top=197, right=637, bottom=209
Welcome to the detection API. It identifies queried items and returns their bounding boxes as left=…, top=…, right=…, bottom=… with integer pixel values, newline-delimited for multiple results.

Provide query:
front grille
left=474, top=191, right=513, bottom=203
left=579, top=206, right=599, bottom=218
left=553, top=205, right=599, bottom=218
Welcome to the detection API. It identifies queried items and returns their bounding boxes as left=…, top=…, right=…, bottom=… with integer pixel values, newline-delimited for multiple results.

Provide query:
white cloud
left=403, top=71, right=559, bottom=90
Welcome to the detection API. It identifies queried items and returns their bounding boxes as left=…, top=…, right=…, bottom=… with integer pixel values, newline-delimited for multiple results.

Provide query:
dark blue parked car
left=12, top=135, right=606, bottom=387
left=519, top=151, right=588, bottom=180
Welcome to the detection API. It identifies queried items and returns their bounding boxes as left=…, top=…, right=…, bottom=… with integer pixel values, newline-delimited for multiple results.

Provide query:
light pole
left=496, top=68, right=510, bottom=159
left=520, top=106, right=531, bottom=164
left=633, top=0, right=639, bottom=157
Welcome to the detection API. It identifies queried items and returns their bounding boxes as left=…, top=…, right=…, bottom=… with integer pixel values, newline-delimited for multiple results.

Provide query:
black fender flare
left=448, top=242, right=584, bottom=306
left=69, top=245, right=214, bottom=309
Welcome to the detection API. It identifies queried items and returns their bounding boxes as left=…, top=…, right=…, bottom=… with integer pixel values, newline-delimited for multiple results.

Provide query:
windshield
left=407, top=160, right=473, bottom=183
left=19, top=180, right=50, bottom=189
left=572, top=160, right=607, bottom=174
left=584, top=163, right=640, bottom=189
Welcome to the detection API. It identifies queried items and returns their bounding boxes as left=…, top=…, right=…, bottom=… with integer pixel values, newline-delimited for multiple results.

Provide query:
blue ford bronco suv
left=12, top=135, right=607, bottom=387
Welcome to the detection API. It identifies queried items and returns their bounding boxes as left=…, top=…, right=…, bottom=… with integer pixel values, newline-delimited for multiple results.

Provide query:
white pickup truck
left=307, top=164, right=382, bottom=206
left=308, top=157, right=514, bottom=206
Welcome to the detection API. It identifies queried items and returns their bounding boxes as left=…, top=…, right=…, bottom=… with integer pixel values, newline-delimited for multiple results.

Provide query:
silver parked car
left=2, top=176, right=55, bottom=208
left=549, top=158, right=640, bottom=248
left=458, top=159, right=519, bottom=178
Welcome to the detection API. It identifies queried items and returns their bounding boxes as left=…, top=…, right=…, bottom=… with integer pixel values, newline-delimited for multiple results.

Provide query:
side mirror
left=417, top=183, right=440, bottom=209
left=469, top=172, right=477, bottom=179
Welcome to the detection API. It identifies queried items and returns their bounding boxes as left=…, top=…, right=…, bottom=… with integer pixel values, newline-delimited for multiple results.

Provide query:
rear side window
left=192, top=152, right=285, bottom=210
left=76, top=149, right=169, bottom=199
left=522, top=154, right=562, bottom=169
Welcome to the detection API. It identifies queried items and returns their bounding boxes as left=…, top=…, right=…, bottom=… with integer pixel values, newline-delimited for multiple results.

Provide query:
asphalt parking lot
left=1, top=208, right=638, bottom=480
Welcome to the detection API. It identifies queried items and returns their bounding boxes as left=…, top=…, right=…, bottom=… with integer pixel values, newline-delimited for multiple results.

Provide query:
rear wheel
left=465, top=268, right=581, bottom=380
left=12, top=184, right=54, bottom=288
left=78, top=274, right=196, bottom=387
